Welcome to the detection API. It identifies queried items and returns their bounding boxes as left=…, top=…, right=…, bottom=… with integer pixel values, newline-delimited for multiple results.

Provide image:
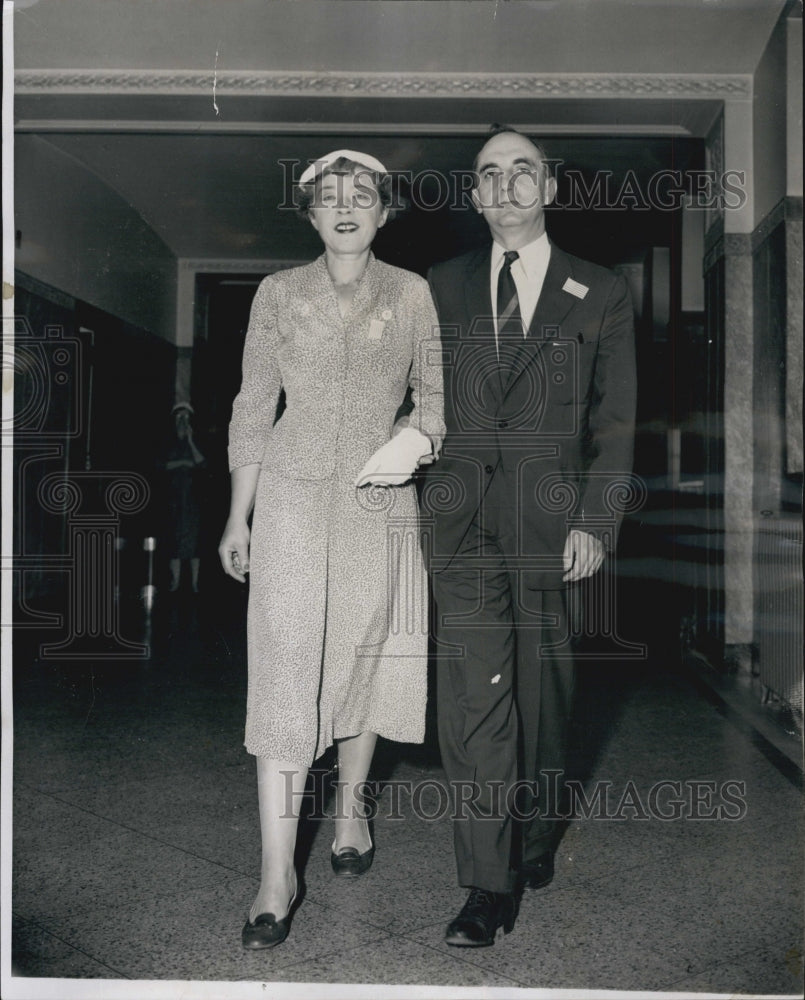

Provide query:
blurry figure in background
left=163, top=401, right=206, bottom=593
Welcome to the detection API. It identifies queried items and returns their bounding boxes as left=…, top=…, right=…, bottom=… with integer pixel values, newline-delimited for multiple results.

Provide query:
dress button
left=485, top=464, right=494, bottom=475
left=498, top=420, right=508, bottom=429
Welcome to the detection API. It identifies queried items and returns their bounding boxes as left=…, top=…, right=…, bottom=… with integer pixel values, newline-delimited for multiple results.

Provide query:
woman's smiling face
left=308, top=169, right=388, bottom=256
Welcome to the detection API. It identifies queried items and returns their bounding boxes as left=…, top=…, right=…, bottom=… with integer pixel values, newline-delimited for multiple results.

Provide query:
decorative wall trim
left=703, top=219, right=724, bottom=275
left=14, top=270, right=76, bottom=313
left=703, top=230, right=753, bottom=274
left=705, top=111, right=725, bottom=231
left=752, top=198, right=789, bottom=250
left=703, top=215, right=725, bottom=262
left=743, top=197, right=802, bottom=254
left=702, top=197, right=803, bottom=270
left=15, top=119, right=696, bottom=137
left=15, top=69, right=752, bottom=100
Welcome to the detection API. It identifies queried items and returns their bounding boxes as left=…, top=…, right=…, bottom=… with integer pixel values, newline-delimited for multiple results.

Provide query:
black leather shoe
left=518, top=851, right=554, bottom=892
left=241, top=892, right=298, bottom=950
left=331, top=843, right=375, bottom=877
left=444, top=888, right=516, bottom=947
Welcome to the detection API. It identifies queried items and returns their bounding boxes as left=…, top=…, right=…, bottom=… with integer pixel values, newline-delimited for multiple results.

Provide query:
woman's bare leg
left=333, top=731, right=377, bottom=854
left=250, top=757, right=308, bottom=921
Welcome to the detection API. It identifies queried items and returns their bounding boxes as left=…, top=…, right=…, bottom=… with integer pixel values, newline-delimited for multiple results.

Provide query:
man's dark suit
left=422, top=242, right=636, bottom=893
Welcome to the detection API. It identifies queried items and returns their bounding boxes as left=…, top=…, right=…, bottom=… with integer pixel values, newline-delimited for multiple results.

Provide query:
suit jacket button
left=498, top=420, right=508, bottom=429
left=485, top=464, right=494, bottom=474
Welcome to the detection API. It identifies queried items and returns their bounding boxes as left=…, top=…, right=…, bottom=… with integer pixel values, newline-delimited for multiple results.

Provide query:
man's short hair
left=471, top=125, right=554, bottom=185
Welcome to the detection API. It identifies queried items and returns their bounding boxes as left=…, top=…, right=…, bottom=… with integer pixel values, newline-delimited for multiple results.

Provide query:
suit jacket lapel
left=462, top=246, right=493, bottom=337
left=503, top=246, right=577, bottom=396
left=460, top=246, right=506, bottom=407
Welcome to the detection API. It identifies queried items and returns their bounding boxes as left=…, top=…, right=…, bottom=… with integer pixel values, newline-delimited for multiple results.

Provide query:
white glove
left=355, top=427, right=432, bottom=487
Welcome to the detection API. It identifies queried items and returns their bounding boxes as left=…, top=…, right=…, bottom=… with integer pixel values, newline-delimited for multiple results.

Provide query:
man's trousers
left=432, top=487, right=576, bottom=893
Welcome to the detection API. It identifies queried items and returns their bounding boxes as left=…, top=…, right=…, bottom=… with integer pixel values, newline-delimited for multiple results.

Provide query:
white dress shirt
left=490, top=233, right=552, bottom=349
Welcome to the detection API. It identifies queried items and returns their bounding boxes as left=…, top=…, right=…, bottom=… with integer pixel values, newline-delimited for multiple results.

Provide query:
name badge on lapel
left=368, top=310, right=391, bottom=341
left=562, top=277, right=589, bottom=299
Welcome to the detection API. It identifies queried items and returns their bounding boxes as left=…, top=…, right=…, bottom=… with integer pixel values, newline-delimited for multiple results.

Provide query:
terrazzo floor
left=7, top=588, right=804, bottom=999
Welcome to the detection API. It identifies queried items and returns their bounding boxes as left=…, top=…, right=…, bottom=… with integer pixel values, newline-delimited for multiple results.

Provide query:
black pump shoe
left=241, top=890, right=298, bottom=950
left=445, top=888, right=516, bottom=947
left=330, top=843, right=375, bottom=877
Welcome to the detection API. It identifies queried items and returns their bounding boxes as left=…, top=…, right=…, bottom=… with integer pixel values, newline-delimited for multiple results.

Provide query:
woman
left=163, top=402, right=206, bottom=593
left=218, top=149, right=444, bottom=950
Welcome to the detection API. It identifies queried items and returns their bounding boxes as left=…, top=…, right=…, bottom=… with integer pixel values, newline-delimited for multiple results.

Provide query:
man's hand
left=562, top=529, right=605, bottom=583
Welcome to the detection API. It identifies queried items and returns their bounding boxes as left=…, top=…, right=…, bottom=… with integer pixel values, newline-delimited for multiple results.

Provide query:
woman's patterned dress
left=228, top=254, right=444, bottom=763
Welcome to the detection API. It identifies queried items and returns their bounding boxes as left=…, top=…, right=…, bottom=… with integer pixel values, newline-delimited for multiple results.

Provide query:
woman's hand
left=219, top=464, right=260, bottom=581
left=219, top=518, right=251, bottom=582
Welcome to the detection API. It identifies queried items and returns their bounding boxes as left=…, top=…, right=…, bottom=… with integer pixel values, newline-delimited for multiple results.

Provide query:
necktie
left=497, top=250, right=522, bottom=379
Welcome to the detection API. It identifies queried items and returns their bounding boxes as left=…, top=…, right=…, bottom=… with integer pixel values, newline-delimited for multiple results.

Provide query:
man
left=422, top=127, right=636, bottom=946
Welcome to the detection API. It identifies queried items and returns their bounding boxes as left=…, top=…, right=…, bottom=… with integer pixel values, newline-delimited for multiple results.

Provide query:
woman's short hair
left=295, top=156, right=394, bottom=219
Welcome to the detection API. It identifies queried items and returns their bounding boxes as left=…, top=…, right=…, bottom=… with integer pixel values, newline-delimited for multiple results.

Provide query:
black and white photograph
left=2, top=2, right=803, bottom=998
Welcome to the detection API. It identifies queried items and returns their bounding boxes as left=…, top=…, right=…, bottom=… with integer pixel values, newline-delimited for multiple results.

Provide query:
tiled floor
left=8, top=591, right=804, bottom=996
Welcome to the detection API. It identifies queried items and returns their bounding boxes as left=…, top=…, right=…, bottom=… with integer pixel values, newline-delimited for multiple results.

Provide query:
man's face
left=471, top=132, right=556, bottom=241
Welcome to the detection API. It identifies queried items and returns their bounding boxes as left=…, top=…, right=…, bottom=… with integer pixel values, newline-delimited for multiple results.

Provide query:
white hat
left=298, top=149, right=388, bottom=186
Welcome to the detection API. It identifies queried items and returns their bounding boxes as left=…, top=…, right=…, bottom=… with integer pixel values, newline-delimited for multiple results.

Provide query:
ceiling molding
left=15, top=69, right=752, bottom=100
left=15, top=120, right=696, bottom=136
